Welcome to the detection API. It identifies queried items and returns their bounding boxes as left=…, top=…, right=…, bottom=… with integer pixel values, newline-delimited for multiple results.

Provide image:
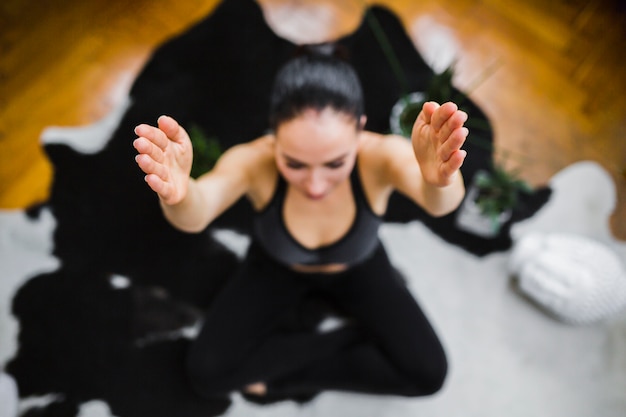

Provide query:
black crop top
left=252, top=162, right=383, bottom=267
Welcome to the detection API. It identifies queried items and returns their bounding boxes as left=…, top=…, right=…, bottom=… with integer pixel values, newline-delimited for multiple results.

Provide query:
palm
left=161, top=134, right=193, bottom=202
left=411, top=102, right=468, bottom=187
left=133, top=116, right=194, bottom=205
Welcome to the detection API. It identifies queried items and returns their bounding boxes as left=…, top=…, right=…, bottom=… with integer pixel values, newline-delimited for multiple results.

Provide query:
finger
left=134, top=123, right=170, bottom=151
left=439, top=126, right=468, bottom=161
left=144, top=173, right=172, bottom=201
left=417, top=101, right=440, bottom=125
left=437, top=110, right=468, bottom=142
left=431, top=102, right=458, bottom=132
left=157, top=115, right=189, bottom=145
left=440, top=149, right=467, bottom=180
left=133, top=137, right=165, bottom=164
left=135, top=153, right=169, bottom=180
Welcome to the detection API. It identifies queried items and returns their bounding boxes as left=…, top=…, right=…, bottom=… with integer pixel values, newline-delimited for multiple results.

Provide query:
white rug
left=1, top=111, right=625, bottom=417
left=221, top=162, right=626, bottom=417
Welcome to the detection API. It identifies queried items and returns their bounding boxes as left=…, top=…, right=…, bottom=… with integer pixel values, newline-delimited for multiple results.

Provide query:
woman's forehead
left=275, top=111, right=359, bottom=162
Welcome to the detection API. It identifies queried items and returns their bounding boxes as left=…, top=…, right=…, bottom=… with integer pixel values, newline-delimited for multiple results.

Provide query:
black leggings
left=186, top=241, right=447, bottom=398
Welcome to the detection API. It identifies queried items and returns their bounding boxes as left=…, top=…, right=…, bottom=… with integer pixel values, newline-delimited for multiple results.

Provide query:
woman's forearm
left=420, top=172, right=465, bottom=217
left=160, top=178, right=213, bottom=233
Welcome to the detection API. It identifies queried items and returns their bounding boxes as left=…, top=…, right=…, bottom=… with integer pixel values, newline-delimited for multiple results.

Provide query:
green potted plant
left=387, top=56, right=499, bottom=139
left=367, top=8, right=529, bottom=236
left=389, top=64, right=459, bottom=138
left=188, top=124, right=222, bottom=179
left=455, top=164, right=533, bottom=237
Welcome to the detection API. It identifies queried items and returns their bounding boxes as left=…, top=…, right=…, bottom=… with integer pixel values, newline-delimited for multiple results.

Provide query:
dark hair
left=268, top=44, right=364, bottom=131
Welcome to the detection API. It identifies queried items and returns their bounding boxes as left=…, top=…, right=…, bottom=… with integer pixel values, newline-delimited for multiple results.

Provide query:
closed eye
left=325, top=160, right=345, bottom=169
left=286, top=161, right=306, bottom=170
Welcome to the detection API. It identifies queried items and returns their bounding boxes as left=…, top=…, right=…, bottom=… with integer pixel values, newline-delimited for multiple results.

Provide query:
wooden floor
left=1, top=0, right=625, bottom=239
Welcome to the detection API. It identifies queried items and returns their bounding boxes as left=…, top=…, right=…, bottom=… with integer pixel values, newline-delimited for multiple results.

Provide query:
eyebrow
left=282, top=152, right=350, bottom=166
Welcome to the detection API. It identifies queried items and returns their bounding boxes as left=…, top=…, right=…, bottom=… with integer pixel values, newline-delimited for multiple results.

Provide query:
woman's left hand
left=412, top=101, right=468, bottom=187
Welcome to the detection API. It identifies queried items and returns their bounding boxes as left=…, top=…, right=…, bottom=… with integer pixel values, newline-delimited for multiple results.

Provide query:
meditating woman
left=133, top=45, right=468, bottom=398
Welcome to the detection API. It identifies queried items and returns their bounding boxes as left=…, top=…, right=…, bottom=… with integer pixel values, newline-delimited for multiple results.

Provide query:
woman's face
left=274, top=107, right=362, bottom=201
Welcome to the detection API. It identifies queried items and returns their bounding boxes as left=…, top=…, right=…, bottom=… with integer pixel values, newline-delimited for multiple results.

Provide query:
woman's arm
left=379, top=101, right=468, bottom=217
left=133, top=116, right=257, bottom=232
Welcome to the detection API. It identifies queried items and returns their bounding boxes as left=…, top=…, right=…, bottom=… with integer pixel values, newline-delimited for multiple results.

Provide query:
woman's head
left=269, top=44, right=365, bottom=131
left=269, top=45, right=366, bottom=200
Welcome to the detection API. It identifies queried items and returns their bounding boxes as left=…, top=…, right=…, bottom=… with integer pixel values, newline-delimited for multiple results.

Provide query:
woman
left=133, top=46, right=468, bottom=398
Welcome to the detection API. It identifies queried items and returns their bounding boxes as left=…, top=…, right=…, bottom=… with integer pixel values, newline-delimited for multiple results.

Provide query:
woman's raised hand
left=133, top=115, right=193, bottom=206
left=412, top=102, right=468, bottom=187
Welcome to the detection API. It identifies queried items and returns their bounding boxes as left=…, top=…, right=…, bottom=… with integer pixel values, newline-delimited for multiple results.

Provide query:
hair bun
left=294, top=43, right=350, bottom=61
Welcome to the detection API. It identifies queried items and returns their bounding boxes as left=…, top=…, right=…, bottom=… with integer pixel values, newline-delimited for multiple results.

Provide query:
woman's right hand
left=133, top=115, right=193, bottom=206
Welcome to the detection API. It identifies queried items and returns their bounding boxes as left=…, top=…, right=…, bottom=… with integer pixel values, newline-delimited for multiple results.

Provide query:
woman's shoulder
left=356, top=131, right=407, bottom=214
left=225, top=135, right=277, bottom=209
left=358, top=131, right=410, bottom=166
left=214, top=135, right=275, bottom=178
left=224, top=135, right=275, bottom=163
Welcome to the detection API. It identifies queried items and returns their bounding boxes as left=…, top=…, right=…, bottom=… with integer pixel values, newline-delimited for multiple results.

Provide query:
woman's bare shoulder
left=360, top=130, right=409, bottom=150
left=358, top=131, right=408, bottom=166
left=211, top=135, right=274, bottom=180
left=227, top=135, right=277, bottom=208
left=222, top=135, right=275, bottom=163
left=357, top=131, right=416, bottom=190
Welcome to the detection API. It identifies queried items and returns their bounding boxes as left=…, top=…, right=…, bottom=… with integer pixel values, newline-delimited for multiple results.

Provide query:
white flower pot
left=389, top=92, right=426, bottom=137
left=455, top=177, right=512, bottom=238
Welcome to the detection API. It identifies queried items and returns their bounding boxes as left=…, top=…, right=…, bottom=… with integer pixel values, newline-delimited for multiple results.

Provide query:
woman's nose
left=304, top=172, right=326, bottom=197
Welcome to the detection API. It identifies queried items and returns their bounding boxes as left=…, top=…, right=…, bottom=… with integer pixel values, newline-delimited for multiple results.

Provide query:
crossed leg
left=186, top=243, right=447, bottom=398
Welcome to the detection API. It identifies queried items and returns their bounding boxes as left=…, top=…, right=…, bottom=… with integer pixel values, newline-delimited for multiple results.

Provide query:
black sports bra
left=252, top=161, right=383, bottom=268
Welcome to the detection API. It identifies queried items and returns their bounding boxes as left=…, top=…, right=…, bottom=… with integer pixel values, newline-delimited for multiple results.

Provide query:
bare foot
left=244, top=382, right=267, bottom=396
